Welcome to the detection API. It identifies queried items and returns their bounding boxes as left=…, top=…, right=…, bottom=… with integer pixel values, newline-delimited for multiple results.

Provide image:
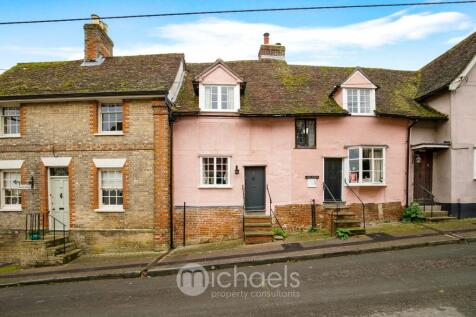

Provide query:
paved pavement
left=0, top=243, right=475, bottom=316
left=1, top=228, right=475, bottom=287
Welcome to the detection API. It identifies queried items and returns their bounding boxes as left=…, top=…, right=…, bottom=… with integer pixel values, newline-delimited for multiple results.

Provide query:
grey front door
left=244, top=167, right=266, bottom=211
left=324, top=158, right=342, bottom=202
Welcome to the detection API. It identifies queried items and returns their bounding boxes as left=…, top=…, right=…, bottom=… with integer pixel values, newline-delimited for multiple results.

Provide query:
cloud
left=115, top=11, right=470, bottom=65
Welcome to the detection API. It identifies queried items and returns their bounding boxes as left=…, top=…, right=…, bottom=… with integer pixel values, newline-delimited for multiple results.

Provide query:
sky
left=0, top=0, right=475, bottom=73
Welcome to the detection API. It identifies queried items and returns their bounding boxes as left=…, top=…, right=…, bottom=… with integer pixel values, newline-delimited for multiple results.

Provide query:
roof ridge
left=419, top=31, right=476, bottom=72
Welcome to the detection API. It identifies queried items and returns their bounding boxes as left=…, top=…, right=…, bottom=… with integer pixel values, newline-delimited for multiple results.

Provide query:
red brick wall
left=89, top=101, right=98, bottom=134
left=20, top=163, right=28, bottom=210
left=153, top=101, right=171, bottom=250
left=19, top=105, right=27, bottom=136
left=173, top=207, right=243, bottom=246
left=275, top=204, right=323, bottom=231
left=90, top=163, right=99, bottom=210
left=347, top=202, right=403, bottom=222
left=39, top=162, right=48, bottom=213
left=68, top=162, right=76, bottom=228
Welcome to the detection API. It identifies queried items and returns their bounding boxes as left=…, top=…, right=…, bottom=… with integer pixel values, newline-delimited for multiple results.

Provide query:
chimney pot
left=83, top=13, right=114, bottom=62
left=263, top=32, right=270, bottom=45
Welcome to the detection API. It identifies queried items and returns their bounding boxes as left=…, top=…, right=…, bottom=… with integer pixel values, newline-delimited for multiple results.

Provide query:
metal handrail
left=49, top=213, right=67, bottom=254
left=241, top=185, right=246, bottom=234
left=323, top=182, right=340, bottom=236
left=266, top=185, right=283, bottom=230
left=344, top=179, right=366, bottom=232
left=416, top=184, right=437, bottom=218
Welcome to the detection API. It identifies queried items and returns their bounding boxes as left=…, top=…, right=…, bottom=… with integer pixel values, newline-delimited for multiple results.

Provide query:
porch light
left=415, top=154, right=422, bottom=164
left=235, top=165, right=240, bottom=175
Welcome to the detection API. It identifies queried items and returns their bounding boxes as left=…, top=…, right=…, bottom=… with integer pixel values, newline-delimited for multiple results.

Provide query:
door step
left=244, top=232, right=274, bottom=244
left=244, top=214, right=274, bottom=244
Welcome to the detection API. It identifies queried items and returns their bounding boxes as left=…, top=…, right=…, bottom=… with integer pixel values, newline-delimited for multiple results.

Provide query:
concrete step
left=47, top=242, right=76, bottom=256
left=422, top=210, right=448, bottom=217
left=348, top=227, right=366, bottom=236
left=44, top=235, right=70, bottom=247
left=425, top=216, right=457, bottom=222
left=244, top=223, right=272, bottom=232
left=422, top=205, right=442, bottom=212
left=244, top=215, right=272, bottom=224
left=334, top=219, right=361, bottom=228
left=55, top=248, right=82, bottom=265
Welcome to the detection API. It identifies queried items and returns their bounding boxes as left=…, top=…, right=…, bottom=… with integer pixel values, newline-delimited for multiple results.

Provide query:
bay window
left=347, top=147, right=385, bottom=185
left=200, top=156, right=231, bottom=187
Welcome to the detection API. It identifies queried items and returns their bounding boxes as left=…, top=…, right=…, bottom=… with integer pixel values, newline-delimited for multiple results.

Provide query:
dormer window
left=204, top=85, right=234, bottom=110
left=346, top=88, right=372, bottom=114
left=339, top=70, right=377, bottom=116
left=196, top=59, right=244, bottom=113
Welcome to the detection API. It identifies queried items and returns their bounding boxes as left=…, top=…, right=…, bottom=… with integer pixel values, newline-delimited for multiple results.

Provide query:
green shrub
left=336, top=228, right=352, bottom=240
left=308, top=226, right=318, bottom=233
left=403, top=202, right=423, bottom=223
left=272, top=227, right=288, bottom=238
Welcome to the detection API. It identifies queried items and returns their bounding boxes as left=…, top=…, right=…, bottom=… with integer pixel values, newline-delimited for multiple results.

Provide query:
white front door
left=49, top=177, right=70, bottom=230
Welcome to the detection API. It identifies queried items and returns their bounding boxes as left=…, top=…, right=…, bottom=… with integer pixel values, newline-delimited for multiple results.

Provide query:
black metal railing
left=310, top=199, right=317, bottom=229
left=266, top=185, right=283, bottom=230
left=344, top=179, right=366, bottom=233
left=241, top=185, right=246, bottom=234
left=25, top=212, right=67, bottom=254
left=323, top=182, right=340, bottom=236
left=25, top=212, right=47, bottom=240
left=416, top=184, right=437, bottom=219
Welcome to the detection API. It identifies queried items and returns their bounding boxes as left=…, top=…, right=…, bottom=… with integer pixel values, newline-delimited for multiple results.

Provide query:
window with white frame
left=200, top=156, right=231, bottom=187
left=474, top=148, right=476, bottom=180
left=99, top=169, right=123, bottom=208
left=1, top=107, right=20, bottom=136
left=99, top=104, right=123, bottom=133
left=348, top=147, right=385, bottom=185
left=1, top=171, right=21, bottom=209
left=203, top=85, right=235, bottom=110
left=345, top=89, right=373, bottom=115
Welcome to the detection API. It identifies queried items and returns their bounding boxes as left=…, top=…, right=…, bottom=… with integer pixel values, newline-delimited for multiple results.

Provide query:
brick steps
left=244, top=214, right=274, bottom=244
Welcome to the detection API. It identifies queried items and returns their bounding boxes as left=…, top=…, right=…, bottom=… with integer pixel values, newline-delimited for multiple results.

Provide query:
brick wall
left=275, top=204, right=324, bottom=231
left=347, top=201, right=403, bottom=222
left=173, top=206, right=243, bottom=246
left=0, top=99, right=163, bottom=254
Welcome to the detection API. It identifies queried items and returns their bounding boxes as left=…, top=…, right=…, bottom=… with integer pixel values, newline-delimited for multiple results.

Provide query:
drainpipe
left=405, top=119, right=419, bottom=207
left=166, top=98, right=175, bottom=249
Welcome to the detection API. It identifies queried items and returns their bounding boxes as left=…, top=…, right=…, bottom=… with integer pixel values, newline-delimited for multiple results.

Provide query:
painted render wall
left=410, top=62, right=476, bottom=208
left=173, top=116, right=409, bottom=210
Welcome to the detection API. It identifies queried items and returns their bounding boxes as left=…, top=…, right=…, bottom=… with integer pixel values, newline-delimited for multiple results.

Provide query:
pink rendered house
left=172, top=33, right=445, bottom=244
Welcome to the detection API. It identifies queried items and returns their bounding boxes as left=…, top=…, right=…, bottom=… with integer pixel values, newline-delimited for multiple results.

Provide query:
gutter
left=0, top=90, right=169, bottom=102
left=405, top=119, right=419, bottom=207
left=173, top=111, right=350, bottom=118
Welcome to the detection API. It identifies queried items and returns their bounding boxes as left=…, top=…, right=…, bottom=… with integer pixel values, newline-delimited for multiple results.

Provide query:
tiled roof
left=0, top=54, right=184, bottom=99
left=417, top=32, right=476, bottom=99
left=175, top=60, right=445, bottom=119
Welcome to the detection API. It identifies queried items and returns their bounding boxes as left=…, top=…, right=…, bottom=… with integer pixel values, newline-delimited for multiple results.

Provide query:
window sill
left=0, top=207, right=22, bottom=212
left=0, top=134, right=21, bottom=139
left=294, top=146, right=316, bottom=150
left=198, top=185, right=232, bottom=189
left=95, top=207, right=124, bottom=213
left=349, top=114, right=375, bottom=117
left=199, top=109, right=239, bottom=113
left=345, top=183, right=386, bottom=187
left=94, top=132, right=124, bottom=136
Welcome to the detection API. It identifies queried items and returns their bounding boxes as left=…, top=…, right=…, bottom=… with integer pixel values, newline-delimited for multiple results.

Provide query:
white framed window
left=347, top=147, right=385, bottom=185
left=0, top=170, right=21, bottom=210
left=99, top=169, right=123, bottom=210
left=1, top=107, right=20, bottom=137
left=344, top=89, right=375, bottom=115
left=200, top=85, right=238, bottom=111
left=473, top=148, right=476, bottom=180
left=99, top=104, right=123, bottom=134
left=200, top=156, right=231, bottom=187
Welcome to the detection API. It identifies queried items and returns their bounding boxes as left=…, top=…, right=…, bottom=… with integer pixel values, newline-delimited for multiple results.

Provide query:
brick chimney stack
left=84, top=14, right=114, bottom=62
left=258, top=32, right=285, bottom=61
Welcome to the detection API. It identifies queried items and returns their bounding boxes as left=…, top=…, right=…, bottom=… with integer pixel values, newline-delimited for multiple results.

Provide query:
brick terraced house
left=0, top=16, right=184, bottom=265
left=0, top=16, right=475, bottom=265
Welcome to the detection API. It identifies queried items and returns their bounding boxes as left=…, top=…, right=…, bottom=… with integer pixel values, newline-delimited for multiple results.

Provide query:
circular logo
left=176, top=263, right=209, bottom=296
